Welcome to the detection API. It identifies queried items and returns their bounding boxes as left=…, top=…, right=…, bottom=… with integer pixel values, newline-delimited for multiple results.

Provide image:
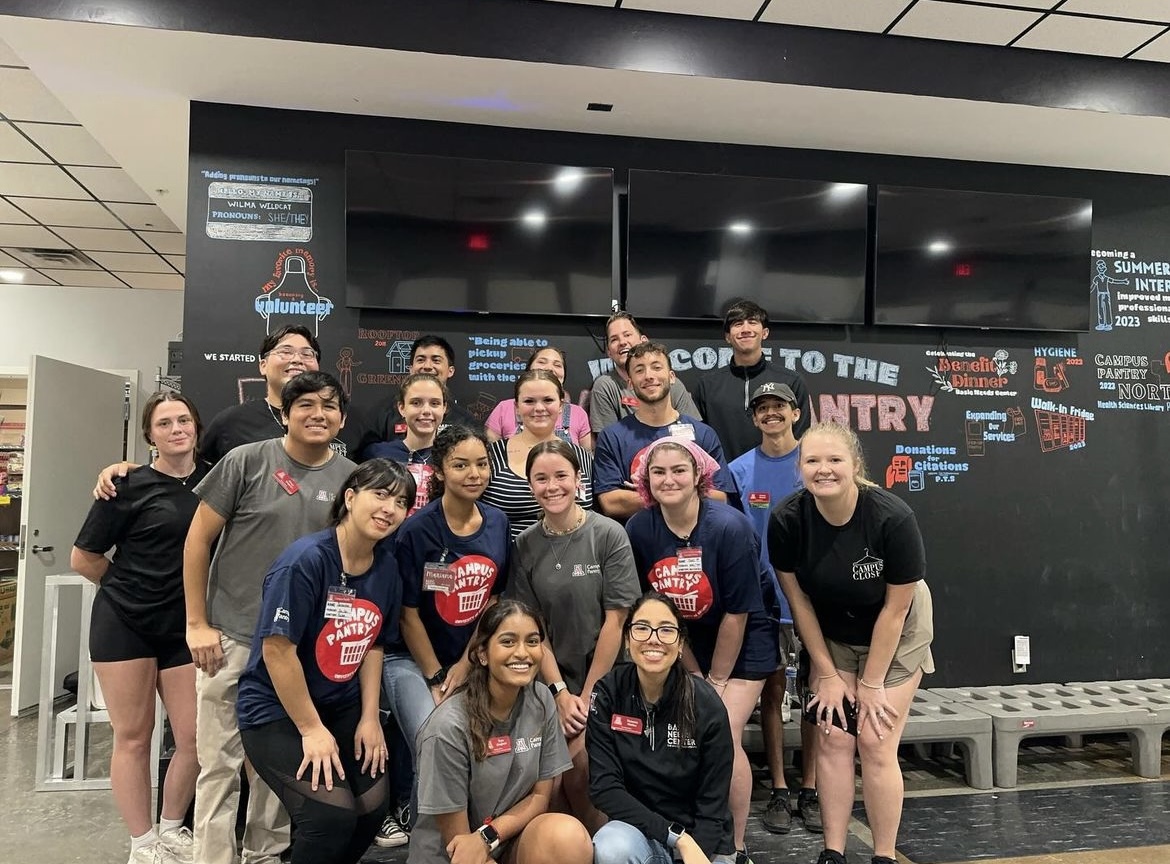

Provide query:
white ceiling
left=4, top=1, right=1170, bottom=293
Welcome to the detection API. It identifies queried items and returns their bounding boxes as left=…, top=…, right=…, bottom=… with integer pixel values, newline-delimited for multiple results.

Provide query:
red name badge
left=273, top=469, right=299, bottom=495
left=486, top=735, right=513, bottom=756
left=611, top=714, right=644, bottom=735
left=748, top=492, right=771, bottom=509
left=620, top=395, right=640, bottom=408
left=394, top=422, right=408, bottom=435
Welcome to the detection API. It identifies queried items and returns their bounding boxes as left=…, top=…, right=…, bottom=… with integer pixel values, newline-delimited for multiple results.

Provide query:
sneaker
left=374, top=810, right=410, bottom=848
left=396, top=801, right=413, bottom=832
left=761, top=789, right=793, bottom=834
left=871, top=858, right=897, bottom=864
left=127, top=842, right=172, bottom=864
left=815, top=851, right=847, bottom=864
left=798, top=788, right=824, bottom=834
left=158, top=827, right=193, bottom=864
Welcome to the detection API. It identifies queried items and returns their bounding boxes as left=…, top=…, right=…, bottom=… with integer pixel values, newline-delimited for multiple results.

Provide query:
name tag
left=610, top=714, right=643, bottom=735
left=273, top=469, right=299, bottom=495
left=422, top=562, right=455, bottom=594
left=324, top=587, right=356, bottom=621
left=748, top=491, right=771, bottom=508
left=620, top=395, right=640, bottom=408
left=667, top=423, right=695, bottom=441
left=486, top=735, right=513, bottom=756
left=677, top=547, right=703, bottom=573
left=394, top=422, right=408, bottom=435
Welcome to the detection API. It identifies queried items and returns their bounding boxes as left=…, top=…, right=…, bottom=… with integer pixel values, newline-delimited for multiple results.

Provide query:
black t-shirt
left=767, top=486, right=925, bottom=646
left=360, top=397, right=483, bottom=460
left=200, top=398, right=363, bottom=464
left=74, top=463, right=211, bottom=635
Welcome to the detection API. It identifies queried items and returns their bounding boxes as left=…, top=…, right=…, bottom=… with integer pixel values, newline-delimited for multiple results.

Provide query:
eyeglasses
left=628, top=623, right=680, bottom=644
left=265, top=347, right=319, bottom=361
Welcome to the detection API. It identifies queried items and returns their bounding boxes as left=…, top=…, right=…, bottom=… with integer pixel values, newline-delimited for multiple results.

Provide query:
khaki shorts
left=827, top=580, right=935, bottom=687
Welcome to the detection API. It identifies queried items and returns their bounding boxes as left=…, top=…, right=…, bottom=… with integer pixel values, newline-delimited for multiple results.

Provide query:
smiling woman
left=235, top=459, right=416, bottom=864
left=409, top=600, right=593, bottom=864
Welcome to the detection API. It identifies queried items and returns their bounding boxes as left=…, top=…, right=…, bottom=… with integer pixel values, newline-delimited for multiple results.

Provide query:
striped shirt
left=481, top=438, right=594, bottom=538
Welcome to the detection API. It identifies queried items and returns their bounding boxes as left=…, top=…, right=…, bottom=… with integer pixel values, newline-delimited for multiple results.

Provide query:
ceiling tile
left=0, top=224, right=70, bottom=249
left=0, top=267, right=57, bottom=286
left=164, top=254, right=185, bottom=273
left=52, top=226, right=152, bottom=253
left=107, top=202, right=179, bottom=232
left=967, top=0, right=1061, bottom=8
left=68, top=166, right=153, bottom=203
left=0, top=37, right=27, bottom=67
left=137, top=230, right=186, bottom=255
left=622, top=0, right=761, bottom=19
left=760, top=0, right=913, bottom=33
left=86, top=250, right=174, bottom=273
left=15, top=123, right=118, bottom=167
left=1015, top=13, right=1163, bottom=55
left=0, top=197, right=34, bottom=225
left=115, top=271, right=184, bottom=291
left=1060, top=0, right=1170, bottom=22
left=1130, top=28, right=1170, bottom=58
left=37, top=268, right=128, bottom=288
left=0, top=162, right=90, bottom=198
left=0, top=124, right=49, bottom=162
left=892, top=1, right=1041, bottom=44
left=3, top=246, right=99, bottom=268
left=7, top=197, right=122, bottom=228
left=0, top=249, right=23, bottom=267
left=0, top=68, right=77, bottom=123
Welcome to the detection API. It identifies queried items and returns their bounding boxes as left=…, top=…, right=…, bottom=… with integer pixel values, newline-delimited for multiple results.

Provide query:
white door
left=11, top=357, right=128, bottom=714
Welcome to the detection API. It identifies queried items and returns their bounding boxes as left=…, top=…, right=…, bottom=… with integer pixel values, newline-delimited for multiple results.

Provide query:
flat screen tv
left=346, top=151, right=615, bottom=316
left=874, top=186, right=1092, bottom=332
left=625, top=170, right=868, bottom=323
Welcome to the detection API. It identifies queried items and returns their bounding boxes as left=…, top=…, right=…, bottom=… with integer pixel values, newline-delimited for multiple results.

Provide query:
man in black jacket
left=693, top=300, right=812, bottom=461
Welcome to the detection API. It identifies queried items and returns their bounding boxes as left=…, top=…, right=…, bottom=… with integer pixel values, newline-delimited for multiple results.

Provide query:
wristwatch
left=666, top=822, right=687, bottom=848
left=549, top=681, right=569, bottom=697
left=425, top=666, right=448, bottom=688
left=477, top=822, right=501, bottom=852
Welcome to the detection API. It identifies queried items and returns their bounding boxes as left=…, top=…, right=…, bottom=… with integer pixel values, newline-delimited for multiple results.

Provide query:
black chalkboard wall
left=184, top=101, right=1170, bottom=688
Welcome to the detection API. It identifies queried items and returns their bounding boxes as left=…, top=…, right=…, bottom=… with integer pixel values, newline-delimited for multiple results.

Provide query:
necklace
left=544, top=507, right=585, bottom=571
left=267, top=401, right=286, bottom=431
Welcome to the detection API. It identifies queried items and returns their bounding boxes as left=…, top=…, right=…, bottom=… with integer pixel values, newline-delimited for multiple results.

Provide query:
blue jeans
left=381, top=652, right=436, bottom=811
left=594, top=822, right=674, bottom=864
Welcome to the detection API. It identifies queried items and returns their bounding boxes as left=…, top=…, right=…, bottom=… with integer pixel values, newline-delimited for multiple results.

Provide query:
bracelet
left=816, top=672, right=840, bottom=681
left=858, top=677, right=885, bottom=690
left=707, top=675, right=729, bottom=688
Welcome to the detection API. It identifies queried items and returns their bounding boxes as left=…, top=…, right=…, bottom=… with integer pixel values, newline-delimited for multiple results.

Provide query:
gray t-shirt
left=509, top=512, right=641, bottom=693
left=589, top=369, right=701, bottom=433
left=410, top=686, right=571, bottom=864
left=193, top=438, right=356, bottom=644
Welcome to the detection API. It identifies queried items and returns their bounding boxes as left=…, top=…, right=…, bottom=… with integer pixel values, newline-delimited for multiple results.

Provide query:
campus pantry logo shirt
left=316, top=598, right=383, bottom=682
left=646, top=555, right=714, bottom=619
left=434, top=554, right=498, bottom=627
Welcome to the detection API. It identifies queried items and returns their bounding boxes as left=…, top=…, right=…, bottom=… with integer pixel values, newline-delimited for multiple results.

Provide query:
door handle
left=31, top=544, right=54, bottom=553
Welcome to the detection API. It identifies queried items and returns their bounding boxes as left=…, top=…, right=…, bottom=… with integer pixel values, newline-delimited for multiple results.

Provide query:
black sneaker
left=798, top=788, right=824, bottom=834
left=815, top=851, right=847, bottom=864
left=871, top=858, right=897, bottom=864
left=761, top=788, right=793, bottom=834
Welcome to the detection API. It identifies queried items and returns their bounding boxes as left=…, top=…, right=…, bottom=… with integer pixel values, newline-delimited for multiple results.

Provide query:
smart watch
left=666, top=823, right=687, bottom=848
left=425, top=666, right=448, bottom=688
left=477, top=822, right=501, bottom=852
left=549, top=681, right=569, bottom=697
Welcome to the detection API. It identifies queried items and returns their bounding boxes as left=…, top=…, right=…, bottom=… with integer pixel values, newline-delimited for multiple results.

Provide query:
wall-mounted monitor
left=874, top=186, right=1092, bottom=332
left=346, top=151, right=615, bottom=316
left=625, top=170, right=868, bottom=324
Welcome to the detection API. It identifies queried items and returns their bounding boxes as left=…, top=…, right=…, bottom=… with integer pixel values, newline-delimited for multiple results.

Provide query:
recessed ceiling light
left=728, top=221, right=753, bottom=235
left=928, top=239, right=952, bottom=254
left=0, top=270, right=26, bottom=283
left=521, top=210, right=547, bottom=228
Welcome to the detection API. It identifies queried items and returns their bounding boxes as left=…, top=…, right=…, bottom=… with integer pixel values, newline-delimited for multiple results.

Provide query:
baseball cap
left=749, top=382, right=798, bottom=408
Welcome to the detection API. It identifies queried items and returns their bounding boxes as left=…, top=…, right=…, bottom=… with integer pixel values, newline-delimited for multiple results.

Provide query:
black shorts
left=89, top=589, right=192, bottom=669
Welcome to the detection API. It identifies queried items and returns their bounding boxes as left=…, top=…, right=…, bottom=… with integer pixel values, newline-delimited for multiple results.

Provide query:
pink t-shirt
left=485, top=399, right=591, bottom=445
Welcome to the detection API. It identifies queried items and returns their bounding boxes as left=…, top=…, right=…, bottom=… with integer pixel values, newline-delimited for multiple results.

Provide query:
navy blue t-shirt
left=396, top=499, right=512, bottom=667
left=593, top=414, right=736, bottom=500
left=238, top=528, right=401, bottom=729
left=625, top=499, right=777, bottom=678
left=363, top=439, right=435, bottom=515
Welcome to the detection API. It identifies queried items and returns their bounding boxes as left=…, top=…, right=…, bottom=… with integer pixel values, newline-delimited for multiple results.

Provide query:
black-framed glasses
left=265, top=347, right=319, bottom=361
left=629, top=623, right=680, bottom=644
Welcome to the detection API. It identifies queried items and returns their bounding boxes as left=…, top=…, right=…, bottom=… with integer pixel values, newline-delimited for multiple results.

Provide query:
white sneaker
left=127, top=842, right=165, bottom=864
left=159, top=827, right=194, bottom=864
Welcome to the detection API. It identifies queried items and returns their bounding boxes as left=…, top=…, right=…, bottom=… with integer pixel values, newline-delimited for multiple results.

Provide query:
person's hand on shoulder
left=93, top=461, right=132, bottom=500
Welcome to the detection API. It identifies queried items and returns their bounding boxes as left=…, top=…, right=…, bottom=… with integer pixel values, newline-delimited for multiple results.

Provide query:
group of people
left=75, top=302, right=933, bottom=864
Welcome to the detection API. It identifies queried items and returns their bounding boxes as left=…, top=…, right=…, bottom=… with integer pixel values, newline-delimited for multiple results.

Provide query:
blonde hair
left=802, top=421, right=877, bottom=489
